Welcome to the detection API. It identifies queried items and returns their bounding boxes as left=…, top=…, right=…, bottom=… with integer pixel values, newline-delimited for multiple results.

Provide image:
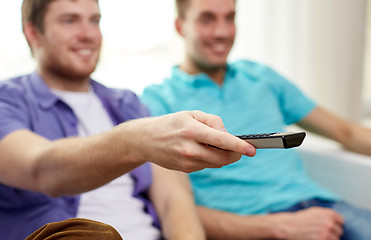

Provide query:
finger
left=331, top=224, right=343, bottom=238
left=193, top=123, right=256, bottom=157
left=176, top=155, right=232, bottom=173
left=177, top=141, right=246, bottom=171
left=190, top=111, right=256, bottom=157
left=326, top=209, right=344, bottom=226
left=200, top=144, right=244, bottom=166
left=320, top=209, right=344, bottom=239
left=188, top=110, right=256, bottom=156
left=334, top=212, right=345, bottom=226
left=330, top=212, right=344, bottom=237
left=189, top=110, right=227, bottom=131
left=328, top=235, right=340, bottom=240
left=177, top=160, right=225, bottom=173
left=180, top=141, right=243, bottom=168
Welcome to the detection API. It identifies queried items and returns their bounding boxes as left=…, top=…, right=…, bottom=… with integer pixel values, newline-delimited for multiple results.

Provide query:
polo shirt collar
left=171, top=66, right=210, bottom=84
left=171, top=63, right=237, bottom=86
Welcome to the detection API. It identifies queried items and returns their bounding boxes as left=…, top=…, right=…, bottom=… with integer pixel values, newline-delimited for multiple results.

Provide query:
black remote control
left=236, top=132, right=306, bottom=149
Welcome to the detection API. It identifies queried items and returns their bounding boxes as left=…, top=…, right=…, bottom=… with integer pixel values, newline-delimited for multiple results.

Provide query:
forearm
left=199, top=206, right=345, bottom=240
left=298, top=106, right=371, bottom=156
left=198, top=207, right=282, bottom=240
left=341, top=123, right=371, bottom=156
left=150, top=167, right=205, bottom=240
left=161, top=194, right=205, bottom=240
left=0, top=120, right=145, bottom=197
left=34, top=123, right=144, bottom=196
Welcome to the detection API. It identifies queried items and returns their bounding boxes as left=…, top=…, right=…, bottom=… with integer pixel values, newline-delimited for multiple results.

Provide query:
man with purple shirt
left=0, top=0, right=256, bottom=239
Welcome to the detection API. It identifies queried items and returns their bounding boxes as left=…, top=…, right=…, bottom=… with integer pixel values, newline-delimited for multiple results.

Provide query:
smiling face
left=176, top=0, right=236, bottom=73
left=26, top=0, right=102, bottom=88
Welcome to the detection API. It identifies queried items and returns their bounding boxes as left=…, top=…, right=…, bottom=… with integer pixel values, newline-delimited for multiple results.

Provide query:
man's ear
left=175, top=17, right=184, bottom=37
left=23, top=22, right=42, bottom=49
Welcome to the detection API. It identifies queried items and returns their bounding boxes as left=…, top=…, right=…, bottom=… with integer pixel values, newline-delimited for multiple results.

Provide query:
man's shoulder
left=142, top=81, right=168, bottom=95
left=0, top=75, right=31, bottom=98
left=0, top=75, right=28, bottom=87
left=231, top=60, right=292, bottom=88
left=231, top=60, right=273, bottom=78
left=142, top=75, right=178, bottom=97
left=140, top=76, right=184, bottom=116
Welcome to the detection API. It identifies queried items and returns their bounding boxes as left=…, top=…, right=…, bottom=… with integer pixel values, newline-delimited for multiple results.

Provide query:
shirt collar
left=90, top=80, right=122, bottom=101
left=171, top=63, right=237, bottom=86
left=28, top=72, right=118, bottom=110
left=29, top=72, right=59, bottom=109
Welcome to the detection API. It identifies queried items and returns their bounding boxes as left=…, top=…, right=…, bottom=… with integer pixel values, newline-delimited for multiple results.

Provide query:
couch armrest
left=297, top=134, right=371, bottom=211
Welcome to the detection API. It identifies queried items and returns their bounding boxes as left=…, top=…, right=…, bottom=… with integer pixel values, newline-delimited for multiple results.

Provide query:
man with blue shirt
left=0, top=0, right=256, bottom=239
left=141, top=0, right=371, bottom=239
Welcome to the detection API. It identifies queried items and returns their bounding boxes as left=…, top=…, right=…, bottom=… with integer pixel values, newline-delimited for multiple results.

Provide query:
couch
left=297, top=133, right=371, bottom=211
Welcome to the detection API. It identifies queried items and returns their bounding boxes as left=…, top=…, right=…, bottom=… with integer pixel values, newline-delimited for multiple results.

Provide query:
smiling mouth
left=208, top=43, right=232, bottom=54
left=214, top=44, right=228, bottom=51
left=77, top=49, right=93, bottom=56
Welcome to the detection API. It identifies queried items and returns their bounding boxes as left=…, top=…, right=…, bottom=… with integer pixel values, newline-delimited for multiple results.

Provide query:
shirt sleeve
left=0, top=83, right=30, bottom=140
left=140, top=85, right=172, bottom=117
left=260, top=65, right=317, bottom=125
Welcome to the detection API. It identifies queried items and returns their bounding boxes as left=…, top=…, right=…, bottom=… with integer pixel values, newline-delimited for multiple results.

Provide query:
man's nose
left=214, top=20, right=234, bottom=37
left=78, top=21, right=100, bottom=40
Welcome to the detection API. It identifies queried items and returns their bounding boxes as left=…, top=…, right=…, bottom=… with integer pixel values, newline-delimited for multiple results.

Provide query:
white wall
left=232, top=0, right=368, bottom=122
left=0, top=0, right=369, bottom=122
left=364, top=1, right=371, bottom=117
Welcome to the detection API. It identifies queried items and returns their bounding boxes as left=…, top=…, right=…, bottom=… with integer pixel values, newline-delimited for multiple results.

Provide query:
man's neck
left=38, top=68, right=91, bottom=92
left=180, top=60, right=227, bottom=86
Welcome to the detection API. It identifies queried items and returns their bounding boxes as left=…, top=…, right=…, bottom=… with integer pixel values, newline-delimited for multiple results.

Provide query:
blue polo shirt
left=0, top=72, right=159, bottom=240
left=141, top=60, right=338, bottom=215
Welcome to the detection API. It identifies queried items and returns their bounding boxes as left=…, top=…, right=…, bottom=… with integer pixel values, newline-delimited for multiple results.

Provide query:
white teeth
left=78, top=49, right=92, bottom=56
left=213, top=44, right=227, bottom=52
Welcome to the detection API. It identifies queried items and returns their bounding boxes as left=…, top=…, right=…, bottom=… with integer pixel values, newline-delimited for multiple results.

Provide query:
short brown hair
left=21, top=0, right=99, bottom=33
left=21, top=0, right=57, bottom=33
left=21, top=0, right=99, bottom=53
left=176, top=0, right=190, bottom=19
left=176, top=0, right=236, bottom=19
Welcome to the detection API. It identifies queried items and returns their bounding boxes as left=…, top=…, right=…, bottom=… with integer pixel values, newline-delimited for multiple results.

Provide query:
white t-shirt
left=52, top=88, right=161, bottom=240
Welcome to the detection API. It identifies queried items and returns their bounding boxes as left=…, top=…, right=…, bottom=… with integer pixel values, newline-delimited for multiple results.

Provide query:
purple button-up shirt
left=0, top=72, right=159, bottom=240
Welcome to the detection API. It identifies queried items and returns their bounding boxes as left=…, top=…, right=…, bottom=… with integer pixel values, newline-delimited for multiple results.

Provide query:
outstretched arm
left=297, top=106, right=371, bottom=156
left=0, top=110, right=255, bottom=197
